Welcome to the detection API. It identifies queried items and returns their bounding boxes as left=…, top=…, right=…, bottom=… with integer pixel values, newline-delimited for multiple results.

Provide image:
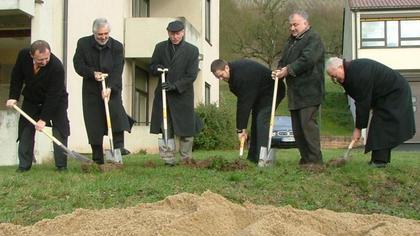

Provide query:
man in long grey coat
left=73, top=18, right=131, bottom=164
left=326, top=57, right=415, bottom=167
left=273, top=10, right=325, bottom=166
left=150, top=20, right=202, bottom=165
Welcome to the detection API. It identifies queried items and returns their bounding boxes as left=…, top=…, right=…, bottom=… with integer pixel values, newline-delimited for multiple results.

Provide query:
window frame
left=360, top=18, right=420, bottom=49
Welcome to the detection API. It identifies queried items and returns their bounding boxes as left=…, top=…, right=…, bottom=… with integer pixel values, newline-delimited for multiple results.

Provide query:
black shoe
left=56, top=166, right=68, bottom=172
left=120, top=148, right=131, bottom=156
left=16, top=168, right=30, bottom=173
left=368, top=161, right=388, bottom=168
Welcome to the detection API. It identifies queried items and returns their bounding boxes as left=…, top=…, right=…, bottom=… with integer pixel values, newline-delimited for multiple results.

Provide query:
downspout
left=63, top=0, right=68, bottom=84
left=354, top=11, right=358, bottom=59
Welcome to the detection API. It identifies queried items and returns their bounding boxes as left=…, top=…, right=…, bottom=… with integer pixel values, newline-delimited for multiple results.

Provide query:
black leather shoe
left=56, top=167, right=68, bottom=172
left=16, top=168, right=30, bottom=173
left=120, top=148, right=131, bottom=156
left=368, top=162, right=388, bottom=168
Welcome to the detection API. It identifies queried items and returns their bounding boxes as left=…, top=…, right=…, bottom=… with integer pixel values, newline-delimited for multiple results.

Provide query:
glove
left=162, top=82, right=176, bottom=91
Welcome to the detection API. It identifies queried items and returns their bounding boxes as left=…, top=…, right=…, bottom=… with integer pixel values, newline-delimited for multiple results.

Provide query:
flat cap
left=166, top=20, right=184, bottom=32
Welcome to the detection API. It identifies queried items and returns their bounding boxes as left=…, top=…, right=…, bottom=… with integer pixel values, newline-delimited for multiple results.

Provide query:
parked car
left=271, top=116, right=296, bottom=148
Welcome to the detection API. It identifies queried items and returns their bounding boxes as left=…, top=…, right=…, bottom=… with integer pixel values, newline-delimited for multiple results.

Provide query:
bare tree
left=230, top=0, right=289, bottom=68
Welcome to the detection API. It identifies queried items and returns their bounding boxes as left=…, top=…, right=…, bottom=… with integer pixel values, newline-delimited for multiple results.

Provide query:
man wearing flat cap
left=149, top=20, right=202, bottom=165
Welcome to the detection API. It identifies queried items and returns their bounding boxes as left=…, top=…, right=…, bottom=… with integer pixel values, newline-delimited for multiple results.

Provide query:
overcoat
left=277, top=27, right=325, bottom=110
left=228, top=59, right=286, bottom=129
left=343, top=59, right=416, bottom=152
left=149, top=39, right=202, bottom=136
left=9, top=48, right=69, bottom=140
left=73, top=36, right=130, bottom=145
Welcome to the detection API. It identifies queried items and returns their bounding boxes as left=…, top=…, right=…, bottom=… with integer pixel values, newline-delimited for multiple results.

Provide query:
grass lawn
left=0, top=148, right=419, bottom=226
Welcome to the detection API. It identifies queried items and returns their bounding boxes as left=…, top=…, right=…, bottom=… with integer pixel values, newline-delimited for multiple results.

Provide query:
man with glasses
left=326, top=57, right=415, bottom=168
left=6, top=40, right=70, bottom=172
left=74, top=18, right=132, bottom=165
left=211, top=59, right=286, bottom=164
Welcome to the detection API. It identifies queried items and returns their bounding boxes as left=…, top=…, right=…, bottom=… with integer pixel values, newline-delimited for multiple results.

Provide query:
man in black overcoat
left=211, top=59, right=286, bottom=163
left=273, top=10, right=325, bottom=166
left=149, top=20, right=202, bottom=165
left=73, top=18, right=131, bottom=164
left=326, top=57, right=416, bottom=167
left=6, top=40, right=70, bottom=172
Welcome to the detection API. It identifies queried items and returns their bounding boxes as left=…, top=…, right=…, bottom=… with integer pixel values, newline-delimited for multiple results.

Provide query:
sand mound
left=1, top=191, right=419, bottom=236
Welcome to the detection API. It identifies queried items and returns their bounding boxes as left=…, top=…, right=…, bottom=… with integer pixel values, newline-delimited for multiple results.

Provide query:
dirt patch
left=180, top=156, right=250, bottom=171
left=80, top=163, right=124, bottom=173
left=0, top=191, right=418, bottom=236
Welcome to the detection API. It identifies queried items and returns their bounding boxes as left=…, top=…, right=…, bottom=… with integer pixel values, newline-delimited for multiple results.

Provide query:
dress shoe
left=120, top=148, right=131, bottom=156
left=368, top=161, right=387, bottom=168
left=16, top=168, right=30, bottom=173
left=56, top=166, right=68, bottom=172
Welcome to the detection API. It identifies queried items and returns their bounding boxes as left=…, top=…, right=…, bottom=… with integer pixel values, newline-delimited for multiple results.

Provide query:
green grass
left=1, top=149, right=419, bottom=226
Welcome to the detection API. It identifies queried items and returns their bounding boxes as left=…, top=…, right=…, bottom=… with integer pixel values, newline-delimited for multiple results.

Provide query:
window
left=133, top=66, right=149, bottom=125
left=205, top=82, right=211, bottom=105
left=361, top=18, right=420, bottom=48
left=205, top=0, right=211, bottom=43
left=132, top=0, right=149, bottom=17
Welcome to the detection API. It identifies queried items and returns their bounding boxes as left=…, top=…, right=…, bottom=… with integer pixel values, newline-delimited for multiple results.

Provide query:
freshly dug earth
left=1, top=191, right=419, bottom=236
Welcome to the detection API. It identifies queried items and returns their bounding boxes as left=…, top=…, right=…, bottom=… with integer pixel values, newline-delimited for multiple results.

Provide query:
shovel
left=157, top=68, right=175, bottom=162
left=100, top=74, right=122, bottom=164
left=13, top=105, right=92, bottom=163
left=327, top=139, right=356, bottom=168
left=258, top=76, right=279, bottom=167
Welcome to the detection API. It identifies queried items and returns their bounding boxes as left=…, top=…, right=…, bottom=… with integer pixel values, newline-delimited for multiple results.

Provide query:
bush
left=194, top=103, right=237, bottom=150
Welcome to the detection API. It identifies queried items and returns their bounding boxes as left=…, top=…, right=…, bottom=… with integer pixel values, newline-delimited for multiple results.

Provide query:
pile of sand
left=1, top=191, right=419, bottom=236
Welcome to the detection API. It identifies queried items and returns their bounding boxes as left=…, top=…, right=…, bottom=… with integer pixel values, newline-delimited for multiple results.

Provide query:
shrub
left=194, top=103, right=237, bottom=150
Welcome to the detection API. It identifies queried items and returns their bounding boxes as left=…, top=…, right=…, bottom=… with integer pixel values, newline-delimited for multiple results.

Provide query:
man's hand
left=102, top=88, right=111, bottom=100
left=6, top=99, right=17, bottom=108
left=162, top=82, right=176, bottom=91
left=352, top=128, right=361, bottom=142
left=94, top=71, right=103, bottom=81
left=237, top=129, right=248, bottom=141
left=35, top=119, right=46, bottom=131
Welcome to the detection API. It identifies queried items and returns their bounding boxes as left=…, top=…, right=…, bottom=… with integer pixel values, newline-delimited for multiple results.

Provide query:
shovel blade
left=158, top=138, right=176, bottom=163
left=104, top=148, right=123, bottom=164
left=258, top=147, right=276, bottom=167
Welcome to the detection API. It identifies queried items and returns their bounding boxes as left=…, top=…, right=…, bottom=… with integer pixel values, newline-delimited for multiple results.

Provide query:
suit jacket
left=343, top=59, right=416, bottom=152
left=149, top=39, right=202, bottom=136
left=9, top=48, right=69, bottom=140
left=73, top=35, right=130, bottom=144
left=228, top=59, right=286, bottom=129
left=277, top=27, right=325, bottom=110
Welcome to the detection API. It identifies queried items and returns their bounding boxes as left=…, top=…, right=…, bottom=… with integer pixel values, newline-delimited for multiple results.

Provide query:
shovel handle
left=159, top=68, right=169, bottom=139
left=348, top=139, right=356, bottom=150
left=100, top=74, right=114, bottom=151
left=12, top=105, right=65, bottom=147
left=239, top=136, right=245, bottom=157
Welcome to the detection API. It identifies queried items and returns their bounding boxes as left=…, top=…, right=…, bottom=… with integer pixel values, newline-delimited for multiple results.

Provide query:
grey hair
left=289, top=10, right=309, bottom=21
left=92, top=18, right=111, bottom=33
left=325, top=57, right=343, bottom=70
left=30, top=40, right=51, bottom=55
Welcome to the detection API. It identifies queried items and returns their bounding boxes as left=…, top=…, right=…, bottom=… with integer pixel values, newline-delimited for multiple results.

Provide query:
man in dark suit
left=211, top=59, right=286, bottom=163
left=73, top=18, right=131, bottom=165
left=326, top=57, right=416, bottom=167
left=6, top=40, right=70, bottom=172
left=273, top=10, right=325, bottom=167
left=149, top=20, right=202, bottom=165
